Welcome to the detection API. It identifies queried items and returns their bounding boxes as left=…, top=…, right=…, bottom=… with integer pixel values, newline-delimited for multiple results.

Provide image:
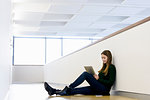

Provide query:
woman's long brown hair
left=98, top=50, right=112, bottom=76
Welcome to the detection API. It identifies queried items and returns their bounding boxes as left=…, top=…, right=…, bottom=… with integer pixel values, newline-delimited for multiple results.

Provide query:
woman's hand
left=93, top=74, right=99, bottom=80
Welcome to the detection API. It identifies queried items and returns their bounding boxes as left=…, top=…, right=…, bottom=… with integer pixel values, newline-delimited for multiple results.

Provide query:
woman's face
left=101, top=54, right=108, bottom=64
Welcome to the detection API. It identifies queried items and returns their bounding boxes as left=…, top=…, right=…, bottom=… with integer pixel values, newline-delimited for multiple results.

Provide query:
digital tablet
left=84, top=66, right=95, bottom=75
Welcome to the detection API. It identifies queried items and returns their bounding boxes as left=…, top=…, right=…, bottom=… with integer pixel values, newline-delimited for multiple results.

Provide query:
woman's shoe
left=58, top=86, right=71, bottom=96
left=44, top=82, right=61, bottom=96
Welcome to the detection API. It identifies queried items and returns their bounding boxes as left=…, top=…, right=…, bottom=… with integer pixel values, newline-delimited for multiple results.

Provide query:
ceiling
left=12, top=0, right=150, bottom=38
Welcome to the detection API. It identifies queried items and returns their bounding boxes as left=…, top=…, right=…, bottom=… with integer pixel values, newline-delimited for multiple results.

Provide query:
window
left=14, top=37, right=45, bottom=65
left=63, top=39, right=91, bottom=56
left=46, top=38, right=61, bottom=64
left=13, top=36, right=99, bottom=65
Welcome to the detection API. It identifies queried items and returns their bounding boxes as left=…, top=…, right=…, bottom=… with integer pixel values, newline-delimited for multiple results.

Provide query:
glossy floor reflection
left=47, top=95, right=138, bottom=100
left=7, top=84, right=138, bottom=100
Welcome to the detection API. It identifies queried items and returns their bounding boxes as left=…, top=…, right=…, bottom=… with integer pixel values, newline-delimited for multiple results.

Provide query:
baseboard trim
left=12, top=82, right=44, bottom=84
left=111, top=90, right=150, bottom=100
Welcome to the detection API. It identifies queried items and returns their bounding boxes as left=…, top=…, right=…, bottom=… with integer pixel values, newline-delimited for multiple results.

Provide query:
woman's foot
left=44, top=82, right=61, bottom=96
left=58, top=86, right=71, bottom=96
left=44, top=82, right=54, bottom=95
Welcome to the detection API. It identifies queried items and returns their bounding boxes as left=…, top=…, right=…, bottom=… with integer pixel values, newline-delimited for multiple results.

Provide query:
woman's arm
left=98, top=65, right=116, bottom=86
left=93, top=74, right=99, bottom=80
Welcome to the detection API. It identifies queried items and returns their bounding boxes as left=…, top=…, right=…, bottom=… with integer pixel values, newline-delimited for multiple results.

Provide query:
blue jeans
left=68, top=72, right=109, bottom=95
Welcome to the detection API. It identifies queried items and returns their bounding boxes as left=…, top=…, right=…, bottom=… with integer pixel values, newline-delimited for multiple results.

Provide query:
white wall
left=44, top=19, right=150, bottom=95
left=0, top=0, right=11, bottom=99
left=12, top=66, right=44, bottom=83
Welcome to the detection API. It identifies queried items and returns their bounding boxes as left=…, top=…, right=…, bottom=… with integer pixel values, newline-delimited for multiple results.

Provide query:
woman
left=44, top=50, right=116, bottom=96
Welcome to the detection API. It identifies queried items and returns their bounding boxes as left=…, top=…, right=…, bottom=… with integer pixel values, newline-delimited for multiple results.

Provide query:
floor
left=6, top=83, right=139, bottom=100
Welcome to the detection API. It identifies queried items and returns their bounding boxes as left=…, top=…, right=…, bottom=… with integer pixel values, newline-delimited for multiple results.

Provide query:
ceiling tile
left=39, top=27, right=105, bottom=33
left=12, top=0, right=150, bottom=37
left=40, top=21, right=67, bottom=26
left=70, top=15, right=101, bottom=23
left=13, top=0, right=51, bottom=3
left=109, top=7, right=146, bottom=16
left=14, top=3, right=50, bottom=12
left=121, top=16, right=149, bottom=24
left=65, top=22, right=91, bottom=28
left=48, top=4, right=82, bottom=14
left=79, top=6, right=114, bottom=14
left=64, top=28, right=104, bottom=33
left=122, top=0, right=150, bottom=6
left=14, top=20, right=41, bottom=27
left=111, top=23, right=131, bottom=29
left=14, top=12, right=44, bottom=20
left=51, top=0, right=87, bottom=4
left=14, top=31, right=57, bottom=36
left=96, top=28, right=121, bottom=37
left=97, top=16, right=129, bottom=22
left=42, top=14, right=74, bottom=20
left=59, top=32, right=98, bottom=37
left=13, top=26, right=39, bottom=31
left=136, top=8, right=150, bottom=16
left=87, top=0, right=124, bottom=4
left=90, top=22, right=117, bottom=29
